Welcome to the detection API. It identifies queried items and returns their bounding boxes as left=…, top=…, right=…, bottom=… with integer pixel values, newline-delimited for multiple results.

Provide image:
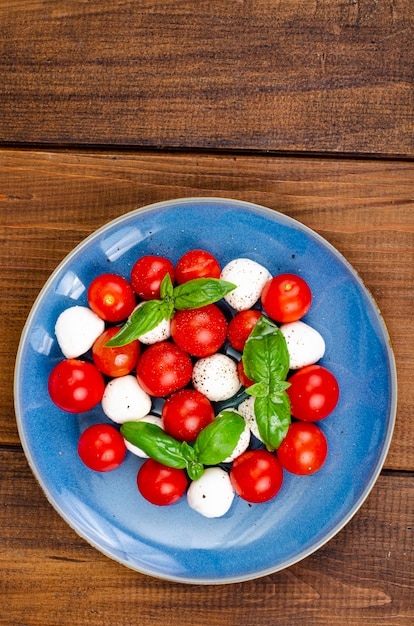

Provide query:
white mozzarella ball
left=124, top=414, right=164, bottom=458
left=55, top=305, right=105, bottom=358
left=280, top=320, right=326, bottom=369
left=237, top=395, right=263, bottom=442
left=102, top=375, right=152, bottom=424
left=187, top=467, right=235, bottom=518
left=220, top=258, right=272, bottom=311
left=133, top=303, right=171, bottom=344
left=192, top=354, right=241, bottom=402
left=222, top=414, right=251, bottom=462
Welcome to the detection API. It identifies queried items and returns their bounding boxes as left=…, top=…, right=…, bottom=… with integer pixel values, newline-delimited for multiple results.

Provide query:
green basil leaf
left=173, top=278, right=236, bottom=310
left=254, top=392, right=291, bottom=451
left=160, top=272, right=174, bottom=301
left=242, top=316, right=290, bottom=383
left=194, top=410, right=245, bottom=465
left=105, top=299, right=171, bottom=347
left=186, top=460, right=204, bottom=481
left=245, top=381, right=269, bottom=398
left=120, top=422, right=187, bottom=469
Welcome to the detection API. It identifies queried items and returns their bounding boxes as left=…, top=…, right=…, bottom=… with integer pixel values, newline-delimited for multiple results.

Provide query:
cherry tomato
left=175, top=249, right=221, bottom=284
left=48, top=359, right=105, bottom=413
left=130, top=255, right=175, bottom=300
left=277, top=422, right=328, bottom=475
left=227, top=310, right=263, bottom=352
left=87, top=273, right=136, bottom=322
left=237, top=359, right=254, bottom=388
left=162, top=389, right=215, bottom=441
left=136, top=341, right=193, bottom=397
left=261, top=273, right=312, bottom=323
left=137, top=459, right=188, bottom=506
left=92, top=327, right=140, bottom=377
left=287, top=365, right=339, bottom=422
left=78, top=423, right=127, bottom=472
left=230, top=450, right=284, bottom=503
left=171, top=304, right=227, bottom=357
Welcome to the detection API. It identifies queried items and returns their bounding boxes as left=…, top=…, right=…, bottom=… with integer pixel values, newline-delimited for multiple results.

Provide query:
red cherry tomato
left=175, top=249, right=221, bottom=284
left=277, top=422, right=328, bottom=475
left=48, top=359, right=105, bottom=413
left=87, top=273, right=136, bottom=322
left=227, top=310, right=263, bottom=352
left=92, top=327, right=140, bottom=377
left=171, top=304, right=227, bottom=357
left=287, top=365, right=340, bottom=422
left=237, top=359, right=254, bottom=388
left=130, top=255, right=175, bottom=300
left=78, top=424, right=127, bottom=472
left=230, top=449, right=284, bottom=503
left=137, top=459, right=188, bottom=506
left=136, top=341, right=193, bottom=397
left=162, top=389, right=215, bottom=442
left=261, top=273, right=312, bottom=323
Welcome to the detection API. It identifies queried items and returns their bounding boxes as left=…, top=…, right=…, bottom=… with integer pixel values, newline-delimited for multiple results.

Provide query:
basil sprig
left=106, top=274, right=236, bottom=347
left=120, top=410, right=245, bottom=481
left=242, top=316, right=291, bottom=451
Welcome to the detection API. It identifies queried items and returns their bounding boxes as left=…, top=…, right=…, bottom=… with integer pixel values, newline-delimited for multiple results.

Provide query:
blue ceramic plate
left=14, top=198, right=396, bottom=584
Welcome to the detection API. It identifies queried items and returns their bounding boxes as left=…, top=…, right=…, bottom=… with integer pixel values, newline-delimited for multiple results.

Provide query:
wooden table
left=1, top=2, right=413, bottom=624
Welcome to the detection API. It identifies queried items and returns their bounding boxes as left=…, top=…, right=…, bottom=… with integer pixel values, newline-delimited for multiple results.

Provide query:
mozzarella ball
left=187, top=467, right=235, bottom=518
left=222, top=414, right=251, bottom=462
left=237, top=395, right=263, bottom=442
left=124, top=414, right=164, bottom=458
left=280, top=320, right=326, bottom=369
left=220, top=258, right=272, bottom=311
left=133, top=302, right=171, bottom=344
left=55, top=305, right=105, bottom=358
left=192, top=354, right=241, bottom=401
left=102, top=375, right=152, bottom=423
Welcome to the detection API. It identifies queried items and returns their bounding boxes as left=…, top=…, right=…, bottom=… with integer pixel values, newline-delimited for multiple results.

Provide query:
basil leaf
left=194, top=410, right=245, bottom=465
left=254, top=392, right=291, bottom=451
left=160, top=272, right=174, bottom=301
left=242, top=316, right=290, bottom=383
left=120, top=422, right=187, bottom=469
left=105, top=299, right=172, bottom=347
left=173, top=278, right=236, bottom=310
left=186, top=460, right=204, bottom=481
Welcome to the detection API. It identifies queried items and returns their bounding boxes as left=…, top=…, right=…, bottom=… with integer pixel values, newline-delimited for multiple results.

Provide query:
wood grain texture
left=1, top=0, right=413, bottom=156
left=1, top=449, right=413, bottom=626
left=1, top=149, right=413, bottom=471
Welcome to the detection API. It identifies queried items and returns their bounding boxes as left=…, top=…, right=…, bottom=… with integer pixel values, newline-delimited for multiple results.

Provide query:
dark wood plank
left=1, top=149, right=413, bottom=471
left=1, top=1, right=413, bottom=156
left=1, top=448, right=413, bottom=625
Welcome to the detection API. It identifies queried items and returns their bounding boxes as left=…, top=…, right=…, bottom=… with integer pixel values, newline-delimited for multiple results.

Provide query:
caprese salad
left=48, top=249, right=340, bottom=518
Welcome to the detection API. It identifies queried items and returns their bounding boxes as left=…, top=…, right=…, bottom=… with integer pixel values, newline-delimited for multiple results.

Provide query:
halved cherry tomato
left=92, top=326, right=140, bottom=377
left=48, top=359, right=105, bottom=413
left=78, top=423, right=127, bottom=472
left=162, top=389, right=215, bottom=441
left=277, top=422, right=328, bottom=475
left=287, top=365, right=339, bottom=422
left=136, top=341, right=193, bottom=397
left=227, top=310, right=263, bottom=352
left=130, top=255, right=175, bottom=300
left=261, top=273, right=312, bottom=323
left=137, top=459, right=188, bottom=506
left=230, top=449, right=284, bottom=503
left=87, top=273, right=136, bottom=322
left=171, top=304, right=227, bottom=357
left=175, top=249, right=221, bottom=284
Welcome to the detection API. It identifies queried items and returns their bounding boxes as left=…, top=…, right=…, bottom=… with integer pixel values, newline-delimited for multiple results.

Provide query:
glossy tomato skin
left=92, top=326, right=140, bottom=377
left=175, top=249, right=221, bottom=284
left=87, top=273, right=136, bottom=322
left=136, top=341, right=193, bottom=397
left=277, top=421, right=328, bottom=475
left=130, top=255, right=175, bottom=300
left=230, top=449, right=284, bottom=503
left=171, top=304, right=227, bottom=357
left=78, top=424, right=127, bottom=472
left=261, top=273, right=312, bottom=323
left=287, top=365, right=339, bottom=422
left=227, top=310, right=263, bottom=352
left=162, top=389, right=215, bottom=441
left=48, top=359, right=105, bottom=413
left=137, top=459, right=188, bottom=506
